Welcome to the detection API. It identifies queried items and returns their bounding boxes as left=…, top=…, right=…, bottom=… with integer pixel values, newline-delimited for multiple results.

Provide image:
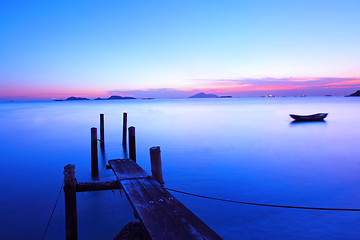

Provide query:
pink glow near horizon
left=2, top=76, right=360, bottom=100
left=194, top=77, right=360, bottom=94
left=324, top=80, right=360, bottom=87
left=0, top=86, right=109, bottom=100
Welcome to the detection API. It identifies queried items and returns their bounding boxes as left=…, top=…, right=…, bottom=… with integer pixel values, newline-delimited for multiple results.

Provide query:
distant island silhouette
left=53, top=94, right=234, bottom=101
left=346, top=90, right=360, bottom=97
left=54, top=95, right=137, bottom=101
left=66, top=96, right=89, bottom=100
left=189, top=92, right=218, bottom=98
left=96, top=95, right=136, bottom=100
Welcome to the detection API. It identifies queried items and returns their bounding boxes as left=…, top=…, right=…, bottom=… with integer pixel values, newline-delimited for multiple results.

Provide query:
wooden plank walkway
left=108, top=159, right=223, bottom=240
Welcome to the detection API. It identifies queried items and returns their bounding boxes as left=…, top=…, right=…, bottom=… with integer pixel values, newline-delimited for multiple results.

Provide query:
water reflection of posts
left=128, top=126, right=136, bottom=162
left=150, top=146, right=164, bottom=187
left=122, top=112, right=127, bottom=148
left=64, top=164, right=78, bottom=240
left=91, top=127, right=99, bottom=178
left=100, top=114, right=105, bottom=149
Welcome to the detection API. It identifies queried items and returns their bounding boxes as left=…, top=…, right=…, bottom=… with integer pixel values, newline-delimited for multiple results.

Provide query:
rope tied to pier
left=165, top=188, right=360, bottom=212
left=42, top=183, right=63, bottom=240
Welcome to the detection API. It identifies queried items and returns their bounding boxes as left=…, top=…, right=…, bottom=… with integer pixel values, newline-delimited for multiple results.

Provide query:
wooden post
left=128, top=126, right=136, bottom=162
left=100, top=114, right=105, bottom=149
left=64, top=164, right=78, bottom=240
left=122, top=112, right=127, bottom=147
left=150, top=146, right=164, bottom=187
left=91, top=127, right=98, bottom=177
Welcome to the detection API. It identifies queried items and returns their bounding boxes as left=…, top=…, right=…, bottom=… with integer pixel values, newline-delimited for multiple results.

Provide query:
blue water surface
left=0, top=97, right=359, bottom=239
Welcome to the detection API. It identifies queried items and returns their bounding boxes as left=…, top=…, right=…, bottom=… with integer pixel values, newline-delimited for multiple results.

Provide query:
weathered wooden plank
left=76, top=180, right=121, bottom=192
left=125, top=179, right=184, bottom=239
left=109, top=159, right=223, bottom=240
left=109, top=159, right=150, bottom=179
left=130, top=179, right=207, bottom=239
left=121, top=180, right=172, bottom=239
left=138, top=179, right=222, bottom=240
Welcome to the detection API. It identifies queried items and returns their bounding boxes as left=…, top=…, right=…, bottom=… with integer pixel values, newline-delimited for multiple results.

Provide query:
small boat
left=290, top=113, right=328, bottom=121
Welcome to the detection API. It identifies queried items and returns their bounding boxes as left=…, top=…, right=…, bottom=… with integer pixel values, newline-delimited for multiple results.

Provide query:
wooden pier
left=63, top=113, right=222, bottom=239
left=109, top=158, right=222, bottom=240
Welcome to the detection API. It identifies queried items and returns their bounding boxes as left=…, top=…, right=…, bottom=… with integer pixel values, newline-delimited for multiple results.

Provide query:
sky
left=1, top=0, right=360, bottom=100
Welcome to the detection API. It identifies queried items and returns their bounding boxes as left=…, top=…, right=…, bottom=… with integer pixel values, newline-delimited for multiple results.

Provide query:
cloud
left=196, top=77, right=360, bottom=88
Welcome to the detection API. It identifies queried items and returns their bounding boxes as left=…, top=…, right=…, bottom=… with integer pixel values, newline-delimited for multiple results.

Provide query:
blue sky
left=1, top=0, right=360, bottom=100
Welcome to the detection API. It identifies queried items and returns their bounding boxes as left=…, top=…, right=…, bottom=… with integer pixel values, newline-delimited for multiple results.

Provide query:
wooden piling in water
left=150, top=146, right=164, bottom=187
left=122, top=112, right=127, bottom=147
left=64, top=164, right=78, bottom=240
left=128, top=126, right=136, bottom=162
left=91, top=127, right=98, bottom=177
left=100, top=114, right=104, bottom=149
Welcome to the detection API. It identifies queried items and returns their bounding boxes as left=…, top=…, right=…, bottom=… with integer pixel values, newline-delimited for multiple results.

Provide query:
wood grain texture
left=109, top=159, right=150, bottom=179
left=109, top=159, right=223, bottom=240
left=64, top=164, right=78, bottom=240
left=76, top=180, right=121, bottom=192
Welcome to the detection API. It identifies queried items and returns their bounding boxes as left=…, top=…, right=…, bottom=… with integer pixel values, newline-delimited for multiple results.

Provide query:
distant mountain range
left=56, top=95, right=137, bottom=101
left=95, top=95, right=136, bottom=100
left=188, top=92, right=232, bottom=98
left=66, top=96, right=89, bottom=100
left=189, top=92, right=218, bottom=98
left=55, top=94, right=234, bottom=101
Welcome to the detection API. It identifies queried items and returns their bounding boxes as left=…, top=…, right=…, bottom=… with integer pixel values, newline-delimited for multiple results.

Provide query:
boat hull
left=290, top=113, right=328, bottom=121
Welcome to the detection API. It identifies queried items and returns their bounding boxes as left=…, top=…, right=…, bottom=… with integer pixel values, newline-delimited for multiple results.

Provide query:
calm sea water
left=1, top=97, right=359, bottom=239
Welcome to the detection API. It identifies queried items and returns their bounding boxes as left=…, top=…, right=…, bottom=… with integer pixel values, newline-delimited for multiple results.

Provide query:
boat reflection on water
left=290, top=120, right=327, bottom=126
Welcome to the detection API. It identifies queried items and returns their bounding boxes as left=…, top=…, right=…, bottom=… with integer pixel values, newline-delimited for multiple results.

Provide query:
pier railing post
left=150, top=146, right=164, bottom=187
left=64, top=164, right=78, bottom=240
left=122, top=112, right=127, bottom=148
left=91, top=127, right=99, bottom=177
left=128, top=126, right=136, bottom=162
left=100, top=114, right=105, bottom=149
